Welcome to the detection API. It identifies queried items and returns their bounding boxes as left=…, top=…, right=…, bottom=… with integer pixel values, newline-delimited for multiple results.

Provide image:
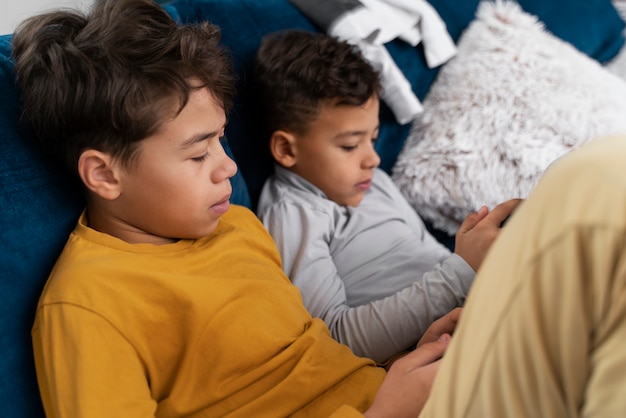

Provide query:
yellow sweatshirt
left=32, top=205, right=385, bottom=417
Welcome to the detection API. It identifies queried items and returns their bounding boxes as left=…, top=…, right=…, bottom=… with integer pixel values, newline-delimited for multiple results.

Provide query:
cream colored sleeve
left=421, top=135, right=626, bottom=417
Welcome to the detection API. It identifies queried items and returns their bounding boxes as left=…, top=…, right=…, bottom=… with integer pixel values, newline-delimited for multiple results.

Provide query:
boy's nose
left=223, top=155, right=238, bottom=179
left=212, top=154, right=238, bottom=184
left=364, top=147, right=381, bottom=169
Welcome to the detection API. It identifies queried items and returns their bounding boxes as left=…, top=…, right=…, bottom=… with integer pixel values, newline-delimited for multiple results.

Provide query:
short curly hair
left=254, top=30, right=381, bottom=139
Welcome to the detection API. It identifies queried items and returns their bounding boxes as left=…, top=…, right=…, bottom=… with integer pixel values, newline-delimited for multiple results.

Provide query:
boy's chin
left=342, top=194, right=365, bottom=207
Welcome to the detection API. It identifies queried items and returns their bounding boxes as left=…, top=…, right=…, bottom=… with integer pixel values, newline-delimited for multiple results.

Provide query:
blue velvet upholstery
left=0, top=1, right=623, bottom=416
left=0, top=35, right=83, bottom=418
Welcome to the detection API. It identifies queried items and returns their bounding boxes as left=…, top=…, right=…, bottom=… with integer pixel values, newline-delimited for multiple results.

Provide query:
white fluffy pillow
left=392, top=0, right=626, bottom=234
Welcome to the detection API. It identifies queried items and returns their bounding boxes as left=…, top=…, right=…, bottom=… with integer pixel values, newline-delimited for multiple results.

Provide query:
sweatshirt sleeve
left=260, top=199, right=474, bottom=364
left=327, top=252, right=473, bottom=364
left=32, top=304, right=157, bottom=418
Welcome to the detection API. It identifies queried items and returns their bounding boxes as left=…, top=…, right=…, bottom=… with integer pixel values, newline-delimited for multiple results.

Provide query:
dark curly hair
left=254, top=29, right=381, bottom=139
left=12, top=0, right=236, bottom=175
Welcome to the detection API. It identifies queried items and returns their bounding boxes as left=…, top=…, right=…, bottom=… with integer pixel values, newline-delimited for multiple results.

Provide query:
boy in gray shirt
left=254, top=30, right=520, bottom=364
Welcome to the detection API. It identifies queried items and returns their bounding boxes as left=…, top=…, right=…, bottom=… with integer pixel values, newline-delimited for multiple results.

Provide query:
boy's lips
left=211, top=193, right=231, bottom=215
left=355, top=179, right=372, bottom=191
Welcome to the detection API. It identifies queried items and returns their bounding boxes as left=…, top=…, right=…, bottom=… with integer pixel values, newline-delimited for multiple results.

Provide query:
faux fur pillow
left=392, top=0, right=626, bottom=234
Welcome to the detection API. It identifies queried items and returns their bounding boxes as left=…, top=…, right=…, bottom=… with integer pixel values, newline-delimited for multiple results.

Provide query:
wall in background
left=1, top=0, right=94, bottom=35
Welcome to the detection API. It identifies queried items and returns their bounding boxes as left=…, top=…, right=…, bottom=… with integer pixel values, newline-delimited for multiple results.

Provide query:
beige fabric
left=421, top=135, right=626, bottom=417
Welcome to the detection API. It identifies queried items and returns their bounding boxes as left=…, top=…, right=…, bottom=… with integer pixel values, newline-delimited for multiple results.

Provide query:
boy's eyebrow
left=335, top=130, right=366, bottom=139
left=178, top=125, right=226, bottom=149
left=334, top=126, right=380, bottom=140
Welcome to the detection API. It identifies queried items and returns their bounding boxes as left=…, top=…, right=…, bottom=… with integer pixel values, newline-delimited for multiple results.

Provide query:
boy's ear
left=77, top=150, right=122, bottom=200
left=269, top=130, right=298, bottom=168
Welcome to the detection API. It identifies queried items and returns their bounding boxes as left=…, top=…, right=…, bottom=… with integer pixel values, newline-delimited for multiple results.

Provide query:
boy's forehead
left=302, top=97, right=380, bottom=139
left=150, top=88, right=227, bottom=144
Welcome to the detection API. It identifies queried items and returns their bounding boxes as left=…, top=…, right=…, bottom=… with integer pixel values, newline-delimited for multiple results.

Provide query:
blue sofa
left=1, top=0, right=624, bottom=416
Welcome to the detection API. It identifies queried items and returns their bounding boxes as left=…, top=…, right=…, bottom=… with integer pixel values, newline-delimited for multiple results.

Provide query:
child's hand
left=384, top=308, right=461, bottom=370
left=417, top=307, right=462, bottom=347
left=454, top=198, right=523, bottom=271
left=364, top=334, right=451, bottom=418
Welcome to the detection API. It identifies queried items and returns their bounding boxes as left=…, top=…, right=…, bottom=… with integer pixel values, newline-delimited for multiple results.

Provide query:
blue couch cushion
left=0, top=34, right=84, bottom=417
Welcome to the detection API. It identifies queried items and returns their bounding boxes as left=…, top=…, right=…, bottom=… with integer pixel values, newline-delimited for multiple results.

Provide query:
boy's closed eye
left=191, top=153, right=210, bottom=162
left=189, top=133, right=228, bottom=162
left=340, top=136, right=378, bottom=152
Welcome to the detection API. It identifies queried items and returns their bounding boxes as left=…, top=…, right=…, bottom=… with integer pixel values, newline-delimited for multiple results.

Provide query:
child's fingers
left=394, top=334, right=451, bottom=372
left=457, top=205, right=489, bottom=233
left=485, top=198, right=523, bottom=225
left=459, top=198, right=523, bottom=234
left=417, top=308, right=461, bottom=347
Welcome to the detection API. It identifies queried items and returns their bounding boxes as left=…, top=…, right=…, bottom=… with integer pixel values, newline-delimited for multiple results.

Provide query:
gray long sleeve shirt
left=257, top=165, right=474, bottom=363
